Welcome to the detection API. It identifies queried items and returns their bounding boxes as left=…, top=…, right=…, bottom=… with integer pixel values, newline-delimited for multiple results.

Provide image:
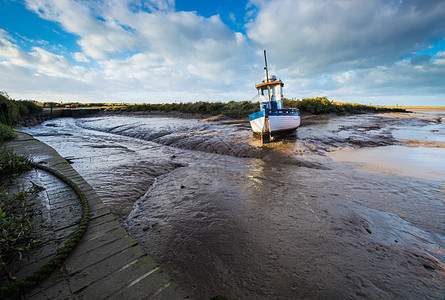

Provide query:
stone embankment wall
left=17, top=108, right=102, bottom=126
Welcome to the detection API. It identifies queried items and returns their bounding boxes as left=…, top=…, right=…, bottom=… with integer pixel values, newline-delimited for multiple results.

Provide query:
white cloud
left=229, top=12, right=236, bottom=23
left=0, top=29, right=13, bottom=40
left=1, top=0, right=444, bottom=105
left=435, top=51, right=445, bottom=65
left=2, top=0, right=255, bottom=102
left=22, top=0, right=254, bottom=87
left=0, top=37, right=28, bottom=66
left=0, top=34, right=96, bottom=82
left=73, top=52, right=90, bottom=63
left=25, top=0, right=140, bottom=60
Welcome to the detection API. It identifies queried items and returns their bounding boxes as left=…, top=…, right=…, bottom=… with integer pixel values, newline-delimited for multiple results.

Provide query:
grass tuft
left=0, top=123, right=17, bottom=145
left=0, top=148, right=32, bottom=178
left=0, top=185, right=41, bottom=279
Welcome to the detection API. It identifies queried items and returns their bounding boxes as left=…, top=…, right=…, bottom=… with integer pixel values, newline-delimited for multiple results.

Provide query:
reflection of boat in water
left=249, top=51, right=300, bottom=141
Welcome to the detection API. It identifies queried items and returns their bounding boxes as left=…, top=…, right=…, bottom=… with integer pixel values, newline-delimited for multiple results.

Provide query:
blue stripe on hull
left=268, top=111, right=300, bottom=116
left=249, top=109, right=300, bottom=121
left=249, top=109, right=300, bottom=134
left=249, top=110, right=265, bottom=121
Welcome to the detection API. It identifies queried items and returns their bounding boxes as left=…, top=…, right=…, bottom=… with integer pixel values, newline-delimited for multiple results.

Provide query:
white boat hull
left=249, top=113, right=300, bottom=134
left=250, top=116, right=266, bottom=133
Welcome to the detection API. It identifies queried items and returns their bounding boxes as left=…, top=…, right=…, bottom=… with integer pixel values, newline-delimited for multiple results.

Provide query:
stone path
left=3, top=131, right=188, bottom=299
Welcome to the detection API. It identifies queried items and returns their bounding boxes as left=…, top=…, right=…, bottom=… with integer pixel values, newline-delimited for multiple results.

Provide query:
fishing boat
left=249, top=51, right=300, bottom=140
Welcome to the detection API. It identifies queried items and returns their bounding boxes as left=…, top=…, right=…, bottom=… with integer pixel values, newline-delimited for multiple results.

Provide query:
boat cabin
left=255, top=75, right=284, bottom=111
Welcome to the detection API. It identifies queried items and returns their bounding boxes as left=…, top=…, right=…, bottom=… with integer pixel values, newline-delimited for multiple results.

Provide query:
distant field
left=384, top=106, right=445, bottom=111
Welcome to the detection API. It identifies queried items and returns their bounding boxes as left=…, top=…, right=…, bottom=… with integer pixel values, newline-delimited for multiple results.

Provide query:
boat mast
left=263, top=50, right=272, bottom=107
left=264, top=50, right=269, bottom=83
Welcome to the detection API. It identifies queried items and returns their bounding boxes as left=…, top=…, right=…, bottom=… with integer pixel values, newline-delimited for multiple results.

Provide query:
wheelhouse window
left=260, top=88, right=269, bottom=96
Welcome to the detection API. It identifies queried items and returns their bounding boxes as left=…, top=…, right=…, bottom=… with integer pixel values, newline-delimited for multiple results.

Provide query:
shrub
left=60, top=97, right=407, bottom=118
left=0, top=124, right=16, bottom=145
left=284, top=97, right=407, bottom=115
left=0, top=148, right=32, bottom=178
left=0, top=93, right=42, bottom=124
left=0, top=185, right=41, bottom=274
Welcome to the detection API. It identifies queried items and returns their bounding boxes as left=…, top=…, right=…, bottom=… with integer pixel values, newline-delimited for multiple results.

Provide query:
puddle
left=328, top=145, right=445, bottom=181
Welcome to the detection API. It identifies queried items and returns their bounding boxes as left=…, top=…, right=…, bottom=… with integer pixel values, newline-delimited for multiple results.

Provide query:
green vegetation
left=283, top=97, right=408, bottom=115
left=0, top=123, right=17, bottom=145
left=0, top=125, right=36, bottom=284
left=1, top=162, right=91, bottom=297
left=1, top=90, right=407, bottom=121
left=103, top=97, right=407, bottom=118
left=0, top=148, right=32, bottom=178
left=0, top=101, right=31, bottom=178
left=0, top=185, right=41, bottom=279
left=0, top=91, right=42, bottom=125
left=0, top=100, right=36, bottom=281
left=106, top=101, right=258, bottom=118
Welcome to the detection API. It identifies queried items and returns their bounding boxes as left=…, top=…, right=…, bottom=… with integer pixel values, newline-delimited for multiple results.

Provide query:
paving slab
left=2, top=131, right=187, bottom=299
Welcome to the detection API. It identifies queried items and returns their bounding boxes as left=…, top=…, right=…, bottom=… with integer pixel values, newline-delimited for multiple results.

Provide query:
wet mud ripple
left=77, top=119, right=327, bottom=169
left=125, top=166, right=445, bottom=299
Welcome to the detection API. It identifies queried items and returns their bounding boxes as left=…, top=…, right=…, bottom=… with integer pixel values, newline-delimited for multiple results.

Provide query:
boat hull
left=249, top=110, right=300, bottom=135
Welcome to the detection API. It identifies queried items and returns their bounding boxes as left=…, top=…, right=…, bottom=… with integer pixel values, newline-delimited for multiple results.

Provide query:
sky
left=0, top=0, right=445, bottom=106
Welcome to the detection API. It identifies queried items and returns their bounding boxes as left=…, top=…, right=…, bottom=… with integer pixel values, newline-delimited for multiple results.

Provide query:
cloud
left=1, top=34, right=82, bottom=78
left=0, top=29, right=13, bottom=40
left=73, top=52, right=90, bottom=63
left=410, top=54, right=431, bottom=66
left=287, top=55, right=445, bottom=105
left=22, top=0, right=253, bottom=88
left=242, top=0, right=445, bottom=105
left=229, top=12, right=236, bottom=23
left=435, top=51, right=445, bottom=65
left=2, top=0, right=255, bottom=101
left=25, top=0, right=140, bottom=60
left=1, top=0, right=444, bottom=105
left=0, top=32, right=99, bottom=94
left=246, top=0, right=445, bottom=75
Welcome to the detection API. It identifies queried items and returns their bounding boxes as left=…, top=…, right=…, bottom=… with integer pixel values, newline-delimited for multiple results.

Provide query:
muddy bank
left=76, top=115, right=327, bottom=169
left=126, top=165, right=444, bottom=299
left=21, top=111, right=445, bottom=299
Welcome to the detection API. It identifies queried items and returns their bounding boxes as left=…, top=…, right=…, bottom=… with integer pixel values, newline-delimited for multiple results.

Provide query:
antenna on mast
left=264, top=50, right=269, bottom=83
left=263, top=50, right=272, bottom=107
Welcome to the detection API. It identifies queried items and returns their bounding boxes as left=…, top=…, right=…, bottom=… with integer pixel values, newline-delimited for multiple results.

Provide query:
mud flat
left=22, top=111, right=445, bottom=299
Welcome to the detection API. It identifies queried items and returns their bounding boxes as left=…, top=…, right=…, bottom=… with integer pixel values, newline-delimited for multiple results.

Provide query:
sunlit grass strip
left=105, top=101, right=259, bottom=118
left=101, top=97, right=407, bottom=117
left=0, top=163, right=90, bottom=298
left=283, top=97, right=408, bottom=115
left=0, top=124, right=16, bottom=145
left=41, top=97, right=409, bottom=117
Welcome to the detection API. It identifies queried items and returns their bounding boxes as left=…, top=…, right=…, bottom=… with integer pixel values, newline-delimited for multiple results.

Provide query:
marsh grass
left=0, top=123, right=16, bottom=145
left=0, top=127, right=37, bottom=282
left=0, top=185, right=41, bottom=280
left=0, top=93, right=42, bottom=125
left=283, top=97, right=408, bottom=115
left=105, top=101, right=259, bottom=118
left=0, top=148, right=32, bottom=178
left=103, top=97, right=407, bottom=118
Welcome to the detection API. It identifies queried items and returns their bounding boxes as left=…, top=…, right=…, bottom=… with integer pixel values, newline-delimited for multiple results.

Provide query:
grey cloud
left=246, top=0, right=445, bottom=75
left=410, top=54, right=431, bottom=66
